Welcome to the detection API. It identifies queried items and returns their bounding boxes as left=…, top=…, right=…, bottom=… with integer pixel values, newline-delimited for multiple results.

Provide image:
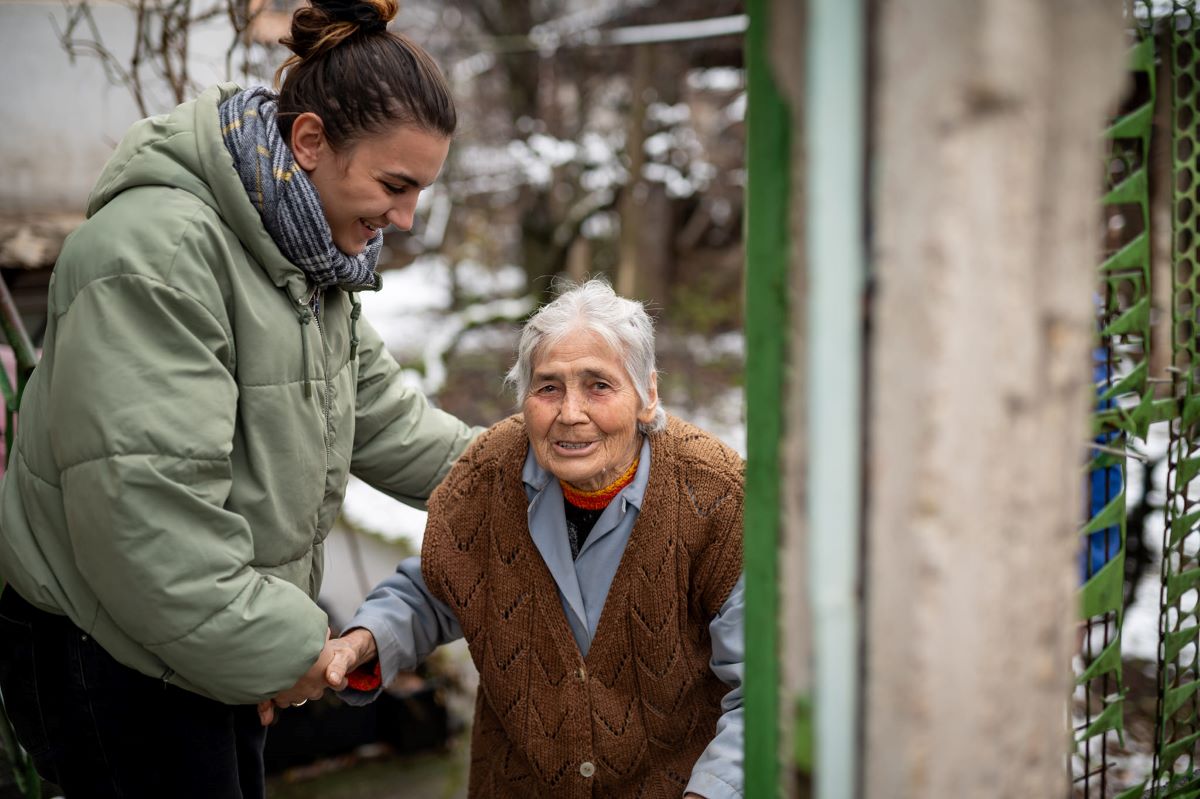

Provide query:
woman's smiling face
left=522, top=328, right=658, bottom=492
left=290, top=114, right=450, bottom=255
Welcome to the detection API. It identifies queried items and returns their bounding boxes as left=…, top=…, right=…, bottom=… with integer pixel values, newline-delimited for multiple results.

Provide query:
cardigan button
left=579, top=761, right=595, bottom=778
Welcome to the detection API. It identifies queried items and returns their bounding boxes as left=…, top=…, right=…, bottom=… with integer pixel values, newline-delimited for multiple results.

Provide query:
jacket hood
left=86, top=83, right=309, bottom=299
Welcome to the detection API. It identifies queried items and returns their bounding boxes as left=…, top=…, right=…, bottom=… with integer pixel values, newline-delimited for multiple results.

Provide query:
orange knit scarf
left=559, top=456, right=639, bottom=510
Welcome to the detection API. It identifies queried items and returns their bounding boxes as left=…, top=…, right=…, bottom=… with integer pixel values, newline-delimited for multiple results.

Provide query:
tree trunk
left=864, top=2, right=1126, bottom=796
left=617, top=43, right=653, bottom=299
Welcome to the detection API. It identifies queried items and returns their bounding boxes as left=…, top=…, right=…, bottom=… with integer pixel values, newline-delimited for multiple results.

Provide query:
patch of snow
left=342, top=476, right=428, bottom=546
left=420, top=296, right=536, bottom=395
left=454, top=261, right=527, bottom=298
left=367, top=256, right=454, bottom=314
left=710, top=197, right=734, bottom=226
left=506, top=140, right=553, bottom=187
left=580, top=132, right=618, bottom=165
left=419, top=189, right=452, bottom=250
left=724, top=93, right=747, bottom=124
left=644, top=162, right=697, bottom=198
left=647, top=102, right=691, bottom=127
left=687, top=67, right=744, bottom=93
left=1119, top=423, right=1174, bottom=660
left=360, top=256, right=455, bottom=362
left=644, top=131, right=674, bottom=159
left=582, top=211, right=618, bottom=239
left=527, top=134, right=578, bottom=167
left=676, top=386, right=746, bottom=458
left=1124, top=560, right=1164, bottom=660
left=685, top=331, right=745, bottom=364
left=581, top=163, right=627, bottom=192
left=459, top=324, right=521, bottom=356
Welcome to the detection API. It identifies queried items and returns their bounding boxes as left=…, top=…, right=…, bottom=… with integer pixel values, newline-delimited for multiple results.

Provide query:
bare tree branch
left=53, top=0, right=264, bottom=115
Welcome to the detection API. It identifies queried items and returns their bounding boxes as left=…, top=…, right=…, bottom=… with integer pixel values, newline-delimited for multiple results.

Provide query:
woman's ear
left=290, top=112, right=327, bottom=172
left=637, top=372, right=660, bottom=425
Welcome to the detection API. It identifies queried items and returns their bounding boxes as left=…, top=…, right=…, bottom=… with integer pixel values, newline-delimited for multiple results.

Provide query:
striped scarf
left=218, top=87, right=381, bottom=291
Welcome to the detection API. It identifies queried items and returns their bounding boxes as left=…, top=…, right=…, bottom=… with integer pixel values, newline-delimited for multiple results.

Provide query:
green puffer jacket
left=0, top=84, right=477, bottom=704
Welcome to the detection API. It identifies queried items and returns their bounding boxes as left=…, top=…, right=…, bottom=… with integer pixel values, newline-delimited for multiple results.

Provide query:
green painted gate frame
left=744, top=0, right=790, bottom=794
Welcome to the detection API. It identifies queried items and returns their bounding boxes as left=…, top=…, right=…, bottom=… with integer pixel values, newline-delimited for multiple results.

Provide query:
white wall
left=0, top=1, right=240, bottom=213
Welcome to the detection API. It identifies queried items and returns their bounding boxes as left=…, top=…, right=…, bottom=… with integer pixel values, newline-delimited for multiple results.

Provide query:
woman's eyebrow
left=532, top=367, right=615, bottom=382
left=380, top=170, right=427, bottom=189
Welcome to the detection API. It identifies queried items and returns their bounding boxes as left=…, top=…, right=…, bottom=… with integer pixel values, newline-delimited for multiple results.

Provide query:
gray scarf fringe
left=219, top=87, right=381, bottom=292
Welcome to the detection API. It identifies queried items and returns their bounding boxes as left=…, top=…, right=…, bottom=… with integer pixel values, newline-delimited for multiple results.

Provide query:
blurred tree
left=52, top=0, right=278, bottom=116
left=438, top=0, right=745, bottom=306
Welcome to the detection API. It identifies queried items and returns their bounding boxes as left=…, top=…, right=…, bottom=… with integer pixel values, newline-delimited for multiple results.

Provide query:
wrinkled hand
left=323, top=627, right=377, bottom=691
left=257, top=629, right=366, bottom=726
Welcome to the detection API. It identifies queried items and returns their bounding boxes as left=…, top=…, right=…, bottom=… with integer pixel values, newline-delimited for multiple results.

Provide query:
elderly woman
left=331, top=279, right=744, bottom=798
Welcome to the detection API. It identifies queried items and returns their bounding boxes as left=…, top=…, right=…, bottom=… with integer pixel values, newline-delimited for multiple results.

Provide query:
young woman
left=0, top=1, right=475, bottom=795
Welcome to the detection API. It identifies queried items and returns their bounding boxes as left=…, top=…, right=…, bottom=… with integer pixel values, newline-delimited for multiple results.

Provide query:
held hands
left=324, top=627, right=377, bottom=690
left=256, top=628, right=378, bottom=726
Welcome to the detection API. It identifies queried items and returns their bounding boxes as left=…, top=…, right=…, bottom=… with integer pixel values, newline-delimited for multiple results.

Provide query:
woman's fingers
left=325, top=644, right=357, bottom=690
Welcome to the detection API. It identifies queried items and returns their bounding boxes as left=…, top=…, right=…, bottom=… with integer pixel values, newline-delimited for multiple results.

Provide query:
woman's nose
left=387, top=204, right=415, bottom=232
left=559, top=388, right=588, bottom=422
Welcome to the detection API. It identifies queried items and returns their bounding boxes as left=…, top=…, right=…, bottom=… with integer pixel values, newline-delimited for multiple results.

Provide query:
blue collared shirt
left=343, top=437, right=744, bottom=799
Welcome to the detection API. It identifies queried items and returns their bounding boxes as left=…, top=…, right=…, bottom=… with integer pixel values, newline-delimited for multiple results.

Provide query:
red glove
left=345, top=660, right=382, bottom=692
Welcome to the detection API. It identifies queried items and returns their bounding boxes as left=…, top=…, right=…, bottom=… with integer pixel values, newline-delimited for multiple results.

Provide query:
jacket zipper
left=298, top=285, right=334, bottom=476
left=307, top=288, right=333, bottom=460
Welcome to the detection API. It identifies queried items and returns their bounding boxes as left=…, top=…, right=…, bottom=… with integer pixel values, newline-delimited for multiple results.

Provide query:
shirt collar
left=522, top=435, right=652, bottom=511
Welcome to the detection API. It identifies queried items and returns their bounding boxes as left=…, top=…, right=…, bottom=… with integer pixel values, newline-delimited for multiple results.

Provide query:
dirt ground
left=267, top=735, right=470, bottom=799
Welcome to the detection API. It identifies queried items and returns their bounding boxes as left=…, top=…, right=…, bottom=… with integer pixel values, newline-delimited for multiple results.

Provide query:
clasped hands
left=256, top=627, right=377, bottom=726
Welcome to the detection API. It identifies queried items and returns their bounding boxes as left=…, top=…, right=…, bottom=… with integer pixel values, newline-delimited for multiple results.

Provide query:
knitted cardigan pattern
left=421, top=415, right=744, bottom=798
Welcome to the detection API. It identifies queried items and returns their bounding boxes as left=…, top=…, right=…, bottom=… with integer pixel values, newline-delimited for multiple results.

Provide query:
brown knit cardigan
left=421, top=414, right=744, bottom=798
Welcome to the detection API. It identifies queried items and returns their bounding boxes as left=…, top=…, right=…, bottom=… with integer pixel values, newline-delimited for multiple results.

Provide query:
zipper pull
left=297, top=307, right=314, bottom=398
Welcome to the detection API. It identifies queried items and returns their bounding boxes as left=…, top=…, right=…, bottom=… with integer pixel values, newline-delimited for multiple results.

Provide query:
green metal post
left=744, top=0, right=790, bottom=794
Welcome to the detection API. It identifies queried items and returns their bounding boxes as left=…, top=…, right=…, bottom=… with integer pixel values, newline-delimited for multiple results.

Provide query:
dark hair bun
left=316, top=0, right=391, bottom=33
left=282, top=0, right=398, bottom=61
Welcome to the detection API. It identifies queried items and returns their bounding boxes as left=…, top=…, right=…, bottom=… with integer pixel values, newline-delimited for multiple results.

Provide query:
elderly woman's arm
left=335, top=555, right=464, bottom=704
left=686, top=575, right=745, bottom=799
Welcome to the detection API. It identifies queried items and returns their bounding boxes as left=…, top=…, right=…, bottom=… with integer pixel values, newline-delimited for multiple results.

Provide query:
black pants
left=0, top=585, right=266, bottom=798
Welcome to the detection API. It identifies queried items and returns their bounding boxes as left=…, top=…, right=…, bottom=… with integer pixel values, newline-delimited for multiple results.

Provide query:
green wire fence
left=1077, top=3, right=1200, bottom=796
left=1154, top=2, right=1200, bottom=792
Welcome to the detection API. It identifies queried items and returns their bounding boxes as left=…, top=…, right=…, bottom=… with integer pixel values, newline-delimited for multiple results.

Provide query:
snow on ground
left=344, top=257, right=529, bottom=547
left=360, top=255, right=526, bottom=363
left=359, top=255, right=455, bottom=360
left=678, top=385, right=746, bottom=459
left=1124, top=572, right=1163, bottom=661
left=1119, top=421, right=1181, bottom=661
left=340, top=477, right=431, bottom=546
left=686, top=67, right=744, bottom=93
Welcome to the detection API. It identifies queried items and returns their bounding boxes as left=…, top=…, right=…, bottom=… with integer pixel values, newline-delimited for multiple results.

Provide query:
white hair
left=505, top=278, right=667, bottom=434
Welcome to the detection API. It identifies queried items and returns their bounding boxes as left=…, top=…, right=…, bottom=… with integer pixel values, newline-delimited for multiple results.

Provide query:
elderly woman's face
left=523, top=328, right=657, bottom=492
